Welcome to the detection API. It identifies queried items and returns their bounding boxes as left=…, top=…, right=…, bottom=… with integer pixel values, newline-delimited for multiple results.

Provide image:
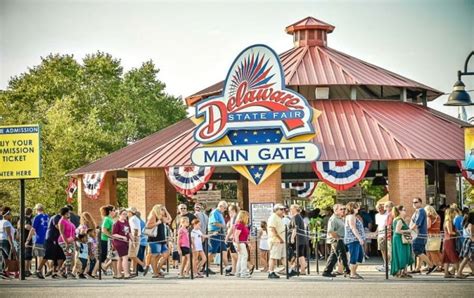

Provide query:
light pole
left=445, top=51, right=474, bottom=207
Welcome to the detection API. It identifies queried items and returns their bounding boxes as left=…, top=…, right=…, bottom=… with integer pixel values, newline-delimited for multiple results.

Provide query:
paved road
left=2, top=268, right=473, bottom=298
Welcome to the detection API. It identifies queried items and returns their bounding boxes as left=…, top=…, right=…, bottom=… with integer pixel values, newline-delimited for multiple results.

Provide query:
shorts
left=79, top=258, right=88, bottom=271
left=347, top=241, right=363, bottom=265
left=34, top=244, right=45, bottom=257
left=378, top=237, right=387, bottom=251
left=0, top=240, right=11, bottom=260
left=209, top=234, right=227, bottom=254
left=25, top=245, right=33, bottom=261
left=269, top=242, right=285, bottom=260
left=128, top=238, right=139, bottom=258
left=227, top=242, right=237, bottom=254
left=172, top=251, right=180, bottom=260
left=44, top=239, right=65, bottom=261
left=149, top=242, right=168, bottom=255
left=296, top=244, right=306, bottom=258
left=100, top=240, right=108, bottom=262
left=413, top=239, right=426, bottom=256
left=180, top=247, right=190, bottom=256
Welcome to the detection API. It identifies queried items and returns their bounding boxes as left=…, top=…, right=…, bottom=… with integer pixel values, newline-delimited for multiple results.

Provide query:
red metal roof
left=69, top=118, right=195, bottom=175
left=71, top=100, right=465, bottom=175
left=185, top=17, right=443, bottom=106
left=285, top=16, right=335, bottom=34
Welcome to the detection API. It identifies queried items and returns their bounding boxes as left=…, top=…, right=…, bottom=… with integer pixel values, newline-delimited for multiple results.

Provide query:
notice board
left=250, top=202, right=274, bottom=236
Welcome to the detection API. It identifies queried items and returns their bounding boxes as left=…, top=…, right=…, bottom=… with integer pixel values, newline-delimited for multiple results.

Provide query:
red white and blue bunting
left=281, top=182, right=318, bottom=198
left=165, top=166, right=215, bottom=197
left=457, top=161, right=474, bottom=184
left=312, top=161, right=371, bottom=191
left=83, top=171, right=107, bottom=199
left=65, top=178, right=78, bottom=203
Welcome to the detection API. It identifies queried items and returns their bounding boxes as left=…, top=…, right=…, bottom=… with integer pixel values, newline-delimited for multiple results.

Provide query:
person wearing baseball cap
left=267, top=203, right=286, bottom=279
left=127, top=207, right=148, bottom=276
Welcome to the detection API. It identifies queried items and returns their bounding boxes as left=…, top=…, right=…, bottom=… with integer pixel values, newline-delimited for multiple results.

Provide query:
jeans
left=235, top=243, right=248, bottom=276
left=137, top=245, right=146, bottom=272
left=324, top=239, right=350, bottom=274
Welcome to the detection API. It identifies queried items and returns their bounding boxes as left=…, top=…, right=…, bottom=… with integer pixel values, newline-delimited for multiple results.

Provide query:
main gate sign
left=192, top=44, right=321, bottom=185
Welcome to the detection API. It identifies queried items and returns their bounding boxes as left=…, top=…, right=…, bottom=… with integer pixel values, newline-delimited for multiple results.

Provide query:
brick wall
left=128, top=168, right=177, bottom=220
left=78, top=172, right=117, bottom=224
left=388, top=160, right=426, bottom=217
left=248, top=168, right=283, bottom=204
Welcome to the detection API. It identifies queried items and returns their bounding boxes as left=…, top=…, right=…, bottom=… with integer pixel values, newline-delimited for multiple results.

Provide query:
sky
left=1, top=0, right=473, bottom=117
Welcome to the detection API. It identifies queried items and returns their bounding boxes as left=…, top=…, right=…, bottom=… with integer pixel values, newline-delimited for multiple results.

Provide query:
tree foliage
left=311, top=182, right=336, bottom=210
left=0, top=52, right=187, bottom=212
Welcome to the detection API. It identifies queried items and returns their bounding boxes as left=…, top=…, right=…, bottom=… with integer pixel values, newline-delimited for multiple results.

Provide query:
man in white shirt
left=267, top=204, right=286, bottom=279
left=375, top=204, right=388, bottom=272
left=127, top=207, right=147, bottom=276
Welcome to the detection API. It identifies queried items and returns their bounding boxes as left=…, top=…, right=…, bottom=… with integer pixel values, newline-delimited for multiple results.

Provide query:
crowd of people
left=0, top=199, right=472, bottom=281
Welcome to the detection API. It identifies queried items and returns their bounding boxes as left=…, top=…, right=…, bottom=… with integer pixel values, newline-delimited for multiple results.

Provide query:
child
left=258, top=221, right=269, bottom=272
left=76, top=234, right=89, bottom=279
left=190, top=219, right=215, bottom=278
left=178, top=217, right=190, bottom=278
left=233, top=211, right=250, bottom=278
left=87, top=228, right=99, bottom=278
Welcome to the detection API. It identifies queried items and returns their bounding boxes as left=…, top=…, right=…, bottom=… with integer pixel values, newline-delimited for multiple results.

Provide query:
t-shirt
left=411, top=208, right=427, bottom=242
left=375, top=212, right=388, bottom=236
left=282, top=216, right=291, bottom=227
left=291, top=214, right=306, bottom=245
left=326, top=214, right=345, bottom=243
left=194, top=211, right=209, bottom=233
left=70, top=212, right=81, bottom=228
left=32, top=213, right=49, bottom=245
left=77, top=241, right=88, bottom=259
left=191, top=229, right=203, bottom=251
left=267, top=213, right=285, bottom=244
left=208, top=209, right=225, bottom=232
left=0, top=219, right=13, bottom=240
left=101, top=216, right=114, bottom=241
left=453, top=215, right=464, bottom=233
left=234, top=223, right=249, bottom=242
left=360, top=211, right=373, bottom=228
left=58, top=218, right=76, bottom=244
left=178, top=227, right=190, bottom=248
left=112, top=220, right=130, bottom=250
left=129, top=215, right=141, bottom=237
left=385, top=212, right=394, bottom=239
left=139, top=219, right=147, bottom=246
left=46, top=214, right=61, bottom=241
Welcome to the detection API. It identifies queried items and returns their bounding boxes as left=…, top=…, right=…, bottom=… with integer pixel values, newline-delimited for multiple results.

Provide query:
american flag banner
left=281, top=181, right=318, bottom=198
left=65, top=177, right=78, bottom=203
left=457, top=161, right=474, bottom=184
left=312, top=161, right=371, bottom=191
left=83, top=171, right=107, bottom=199
left=165, top=166, right=215, bottom=197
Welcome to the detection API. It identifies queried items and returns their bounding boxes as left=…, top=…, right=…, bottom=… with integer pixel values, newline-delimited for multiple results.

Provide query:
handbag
left=6, top=258, right=19, bottom=272
left=401, top=233, right=412, bottom=245
left=426, top=236, right=441, bottom=251
left=143, top=226, right=157, bottom=237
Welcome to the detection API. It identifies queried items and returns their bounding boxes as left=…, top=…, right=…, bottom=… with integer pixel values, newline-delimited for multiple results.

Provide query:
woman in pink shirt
left=58, top=207, right=76, bottom=278
left=233, top=210, right=250, bottom=278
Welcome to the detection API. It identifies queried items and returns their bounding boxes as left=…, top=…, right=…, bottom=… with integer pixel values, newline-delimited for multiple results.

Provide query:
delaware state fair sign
left=191, top=44, right=321, bottom=185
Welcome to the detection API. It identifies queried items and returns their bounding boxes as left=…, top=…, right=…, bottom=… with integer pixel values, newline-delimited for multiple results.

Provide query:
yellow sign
left=0, top=124, right=41, bottom=180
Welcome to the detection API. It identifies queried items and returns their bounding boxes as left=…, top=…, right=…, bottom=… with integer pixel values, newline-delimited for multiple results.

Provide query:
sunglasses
left=412, top=201, right=420, bottom=204
left=340, top=208, right=346, bottom=211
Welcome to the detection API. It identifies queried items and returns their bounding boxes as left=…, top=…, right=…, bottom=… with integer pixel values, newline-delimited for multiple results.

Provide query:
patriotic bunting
left=312, top=161, right=371, bottom=191
left=281, top=182, right=318, bottom=198
left=83, top=171, right=107, bottom=199
left=165, top=166, right=215, bottom=197
left=65, top=178, right=78, bottom=203
left=457, top=161, right=474, bottom=184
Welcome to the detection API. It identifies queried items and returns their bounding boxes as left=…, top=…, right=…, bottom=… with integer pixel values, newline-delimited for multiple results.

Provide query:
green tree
left=0, top=53, right=187, bottom=213
left=360, top=179, right=386, bottom=202
left=311, top=182, right=335, bottom=210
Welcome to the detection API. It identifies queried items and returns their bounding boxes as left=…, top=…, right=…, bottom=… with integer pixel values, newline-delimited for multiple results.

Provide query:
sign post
left=0, top=124, right=41, bottom=280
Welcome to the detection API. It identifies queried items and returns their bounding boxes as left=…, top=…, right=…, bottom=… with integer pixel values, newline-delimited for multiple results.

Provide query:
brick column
left=247, top=168, right=282, bottom=267
left=388, top=160, right=426, bottom=217
left=77, top=172, right=117, bottom=224
left=444, top=173, right=458, bottom=206
left=237, top=176, right=249, bottom=211
left=127, top=168, right=177, bottom=219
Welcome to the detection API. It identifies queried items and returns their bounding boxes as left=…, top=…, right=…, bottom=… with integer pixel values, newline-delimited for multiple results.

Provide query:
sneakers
left=288, top=270, right=299, bottom=278
left=143, top=266, right=150, bottom=276
left=240, top=274, right=251, bottom=278
left=206, top=268, right=216, bottom=275
left=322, top=272, right=336, bottom=278
left=35, top=271, right=45, bottom=279
left=426, top=266, right=437, bottom=275
left=268, top=272, right=280, bottom=279
left=376, top=265, right=386, bottom=272
left=78, top=273, right=87, bottom=279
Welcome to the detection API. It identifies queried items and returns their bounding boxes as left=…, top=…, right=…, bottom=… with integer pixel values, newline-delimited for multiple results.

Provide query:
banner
left=312, top=161, right=371, bottom=191
left=462, top=127, right=474, bottom=171
left=65, top=177, right=78, bottom=203
left=83, top=172, right=107, bottom=199
left=165, top=166, right=214, bottom=197
left=282, top=181, right=318, bottom=198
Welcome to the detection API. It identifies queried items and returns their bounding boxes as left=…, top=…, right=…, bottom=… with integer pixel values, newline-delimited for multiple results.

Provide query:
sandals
left=409, top=270, right=421, bottom=274
left=350, top=275, right=363, bottom=279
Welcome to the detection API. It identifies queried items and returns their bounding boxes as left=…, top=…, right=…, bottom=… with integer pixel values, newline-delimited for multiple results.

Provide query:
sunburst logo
left=192, top=44, right=321, bottom=185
